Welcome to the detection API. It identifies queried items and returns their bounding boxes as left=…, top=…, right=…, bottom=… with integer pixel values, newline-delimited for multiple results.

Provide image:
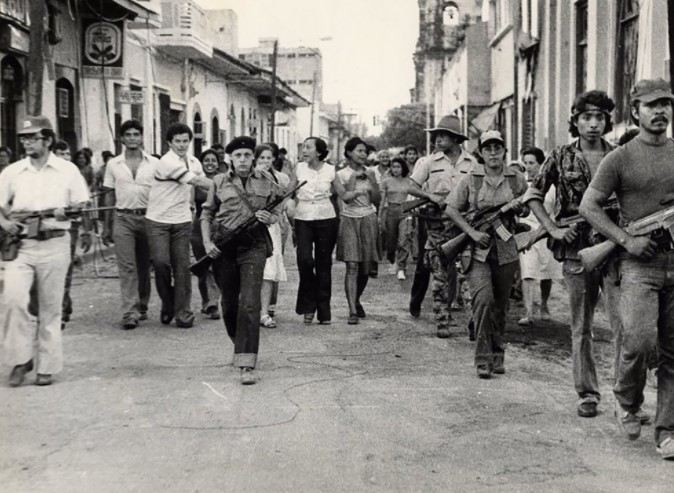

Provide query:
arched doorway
left=1, top=56, right=24, bottom=156
left=193, top=111, right=203, bottom=156
left=211, top=113, right=219, bottom=146
left=228, top=104, right=236, bottom=141
left=55, top=78, right=77, bottom=152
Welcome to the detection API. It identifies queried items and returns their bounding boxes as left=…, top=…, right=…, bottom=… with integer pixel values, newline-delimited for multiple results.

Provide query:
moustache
left=653, top=116, right=669, bottom=123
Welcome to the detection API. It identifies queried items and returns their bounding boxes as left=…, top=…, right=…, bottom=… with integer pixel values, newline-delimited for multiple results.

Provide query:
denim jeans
left=212, top=241, right=267, bottom=368
left=467, top=257, right=518, bottom=367
left=616, top=252, right=674, bottom=445
left=146, top=219, right=193, bottom=325
left=113, top=213, right=151, bottom=322
left=3, top=236, right=70, bottom=374
left=294, top=218, right=338, bottom=321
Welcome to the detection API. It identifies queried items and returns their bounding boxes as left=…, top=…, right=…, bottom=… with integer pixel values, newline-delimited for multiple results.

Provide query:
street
left=1, top=249, right=673, bottom=493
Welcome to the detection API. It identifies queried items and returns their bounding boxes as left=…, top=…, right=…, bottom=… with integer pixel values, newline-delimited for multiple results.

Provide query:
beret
left=225, top=136, right=256, bottom=154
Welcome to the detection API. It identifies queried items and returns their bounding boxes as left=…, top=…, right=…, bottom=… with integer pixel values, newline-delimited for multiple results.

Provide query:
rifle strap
left=229, top=176, right=262, bottom=216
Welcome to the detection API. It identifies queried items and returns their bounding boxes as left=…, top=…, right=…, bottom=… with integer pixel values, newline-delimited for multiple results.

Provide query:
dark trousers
left=410, top=218, right=430, bottom=311
left=294, top=218, right=338, bottom=322
left=146, top=219, right=193, bottom=325
left=212, top=241, right=267, bottom=368
left=113, top=213, right=151, bottom=321
left=190, top=218, right=219, bottom=312
left=61, top=225, right=78, bottom=322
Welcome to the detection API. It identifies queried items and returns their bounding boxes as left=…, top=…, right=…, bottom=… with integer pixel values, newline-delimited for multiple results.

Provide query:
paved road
left=1, top=251, right=673, bottom=492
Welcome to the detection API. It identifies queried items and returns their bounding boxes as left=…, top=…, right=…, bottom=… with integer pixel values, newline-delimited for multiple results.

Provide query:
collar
left=469, top=163, right=515, bottom=177
left=109, top=150, right=155, bottom=167
left=571, top=137, right=615, bottom=155
left=17, top=152, right=67, bottom=173
left=430, top=148, right=475, bottom=164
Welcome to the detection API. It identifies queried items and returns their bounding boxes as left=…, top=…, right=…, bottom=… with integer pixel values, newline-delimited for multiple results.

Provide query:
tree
left=379, top=103, right=431, bottom=152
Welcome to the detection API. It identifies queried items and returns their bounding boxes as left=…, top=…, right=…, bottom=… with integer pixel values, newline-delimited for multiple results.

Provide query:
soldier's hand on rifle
left=255, top=210, right=275, bottom=225
left=204, top=239, right=222, bottom=259
left=624, top=236, right=656, bottom=259
left=468, top=228, right=491, bottom=248
left=429, top=194, right=445, bottom=206
left=80, top=232, right=92, bottom=253
left=550, top=225, right=578, bottom=243
left=54, top=207, right=68, bottom=221
left=0, top=216, right=21, bottom=235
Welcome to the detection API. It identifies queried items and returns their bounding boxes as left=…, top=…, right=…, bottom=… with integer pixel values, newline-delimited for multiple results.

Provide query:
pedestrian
left=336, top=137, right=381, bottom=325
left=445, top=130, right=528, bottom=379
left=200, top=136, right=279, bottom=385
left=0, top=145, right=13, bottom=174
left=190, top=149, right=222, bottom=321
left=73, top=149, right=95, bottom=190
left=102, top=119, right=156, bottom=329
left=403, top=145, right=419, bottom=175
left=292, top=137, right=341, bottom=325
left=522, top=90, right=622, bottom=419
left=380, top=157, right=412, bottom=280
left=145, top=122, right=212, bottom=328
left=254, top=145, right=288, bottom=328
left=53, top=140, right=71, bottom=161
left=580, top=78, right=674, bottom=459
left=0, top=115, right=90, bottom=386
left=517, top=146, right=562, bottom=325
left=406, top=115, right=477, bottom=337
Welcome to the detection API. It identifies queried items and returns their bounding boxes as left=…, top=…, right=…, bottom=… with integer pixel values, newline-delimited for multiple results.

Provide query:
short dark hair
left=254, top=144, right=274, bottom=160
left=520, top=146, right=545, bottom=164
left=101, top=150, right=114, bottom=162
left=569, top=90, right=615, bottom=137
left=279, top=147, right=288, bottom=155
left=0, top=146, right=13, bottom=159
left=53, top=140, right=70, bottom=152
left=41, top=130, right=57, bottom=150
left=210, top=143, right=224, bottom=151
left=403, top=145, right=418, bottom=155
left=166, top=123, right=193, bottom=143
left=199, top=149, right=220, bottom=163
left=344, top=137, right=368, bottom=160
left=390, top=157, right=409, bottom=177
left=304, top=137, right=329, bottom=161
left=264, top=142, right=280, bottom=159
left=73, top=149, right=91, bottom=166
left=120, top=119, right=143, bottom=136
left=81, top=147, right=93, bottom=158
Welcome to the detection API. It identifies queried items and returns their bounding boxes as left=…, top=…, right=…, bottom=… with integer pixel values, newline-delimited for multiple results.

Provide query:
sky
left=197, top=0, right=419, bottom=127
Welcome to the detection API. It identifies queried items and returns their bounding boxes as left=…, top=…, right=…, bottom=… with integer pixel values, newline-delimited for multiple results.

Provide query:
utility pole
left=669, top=0, right=674, bottom=84
left=27, top=1, right=47, bottom=115
left=309, top=70, right=317, bottom=136
left=269, top=40, right=279, bottom=143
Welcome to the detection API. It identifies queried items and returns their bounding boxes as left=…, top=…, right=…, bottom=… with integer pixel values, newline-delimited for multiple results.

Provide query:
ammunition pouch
left=0, top=231, right=21, bottom=261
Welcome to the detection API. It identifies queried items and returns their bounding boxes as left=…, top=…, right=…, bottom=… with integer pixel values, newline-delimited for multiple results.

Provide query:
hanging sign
left=82, top=19, right=124, bottom=78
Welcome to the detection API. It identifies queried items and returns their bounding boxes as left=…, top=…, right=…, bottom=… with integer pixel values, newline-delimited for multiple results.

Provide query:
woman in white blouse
left=291, top=137, right=343, bottom=325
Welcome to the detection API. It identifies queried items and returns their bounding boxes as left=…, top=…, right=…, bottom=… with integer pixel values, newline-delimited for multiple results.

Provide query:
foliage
left=378, top=103, right=431, bottom=151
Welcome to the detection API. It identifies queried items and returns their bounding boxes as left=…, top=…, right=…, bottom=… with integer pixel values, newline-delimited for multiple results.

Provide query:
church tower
left=412, top=0, right=483, bottom=104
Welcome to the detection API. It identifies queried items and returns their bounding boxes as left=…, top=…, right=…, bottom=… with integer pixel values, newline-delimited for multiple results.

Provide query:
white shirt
left=294, top=161, right=337, bottom=221
left=103, top=151, right=158, bottom=209
left=146, top=149, right=203, bottom=224
left=410, top=149, right=476, bottom=196
left=0, top=153, right=90, bottom=230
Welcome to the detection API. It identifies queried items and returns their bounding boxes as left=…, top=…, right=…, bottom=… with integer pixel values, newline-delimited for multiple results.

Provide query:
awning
left=469, top=102, right=501, bottom=136
left=106, top=0, right=162, bottom=28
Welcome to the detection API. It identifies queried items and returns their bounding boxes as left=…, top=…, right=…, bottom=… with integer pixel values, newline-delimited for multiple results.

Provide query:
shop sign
left=82, top=19, right=124, bottom=78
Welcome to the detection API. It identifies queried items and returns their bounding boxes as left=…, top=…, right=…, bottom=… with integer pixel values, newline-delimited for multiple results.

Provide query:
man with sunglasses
left=0, top=116, right=90, bottom=387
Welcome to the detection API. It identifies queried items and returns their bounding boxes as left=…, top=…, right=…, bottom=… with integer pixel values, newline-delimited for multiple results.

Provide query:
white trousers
left=2, top=235, right=70, bottom=374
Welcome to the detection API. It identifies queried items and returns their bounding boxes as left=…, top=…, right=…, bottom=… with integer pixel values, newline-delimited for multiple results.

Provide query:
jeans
left=467, top=257, right=518, bottom=367
left=146, top=219, right=193, bottom=325
left=383, top=204, right=406, bottom=268
left=212, top=241, right=267, bottom=368
left=190, top=218, right=220, bottom=312
left=3, top=236, right=70, bottom=374
left=294, top=218, right=338, bottom=321
left=113, top=213, right=151, bottom=322
left=616, top=253, right=674, bottom=445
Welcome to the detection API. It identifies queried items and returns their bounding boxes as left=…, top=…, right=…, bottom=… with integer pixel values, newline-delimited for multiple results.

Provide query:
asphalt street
left=1, top=248, right=673, bottom=492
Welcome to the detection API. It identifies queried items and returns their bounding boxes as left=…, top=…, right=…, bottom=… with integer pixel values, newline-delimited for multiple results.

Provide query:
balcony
left=0, top=0, right=28, bottom=27
left=152, top=0, right=212, bottom=60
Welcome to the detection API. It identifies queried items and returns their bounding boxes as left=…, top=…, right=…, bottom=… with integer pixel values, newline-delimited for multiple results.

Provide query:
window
left=615, top=0, right=639, bottom=122
left=576, top=1, right=588, bottom=94
left=57, top=88, right=69, bottom=118
left=442, top=3, right=459, bottom=26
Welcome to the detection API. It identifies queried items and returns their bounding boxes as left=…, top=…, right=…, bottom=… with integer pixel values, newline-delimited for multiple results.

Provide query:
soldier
left=0, top=116, right=90, bottom=386
left=522, top=90, right=624, bottom=419
left=407, top=115, right=477, bottom=337
left=580, top=79, right=674, bottom=459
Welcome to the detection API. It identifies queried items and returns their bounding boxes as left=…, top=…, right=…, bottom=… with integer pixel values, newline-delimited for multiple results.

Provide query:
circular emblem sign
left=84, top=22, right=122, bottom=66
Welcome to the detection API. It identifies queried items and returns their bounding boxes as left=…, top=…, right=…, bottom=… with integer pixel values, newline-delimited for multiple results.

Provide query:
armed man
left=0, top=116, right=90, bottom=387
left=406, top=115, right=477, bottom=337
left=580, top=79, right=674, bottom=460
left=522, top=90, right=623, bottom=420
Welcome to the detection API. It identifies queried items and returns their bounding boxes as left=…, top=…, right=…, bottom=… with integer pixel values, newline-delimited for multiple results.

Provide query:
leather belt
left=36, top=230, right=67, bottom=241
left=117, top=208, right=147, bottom=215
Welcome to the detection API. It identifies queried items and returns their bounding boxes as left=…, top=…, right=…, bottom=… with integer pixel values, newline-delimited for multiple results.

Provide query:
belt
left=36, top=230, right=67, bottom=241
left=117, top=208, right=147, bottom=215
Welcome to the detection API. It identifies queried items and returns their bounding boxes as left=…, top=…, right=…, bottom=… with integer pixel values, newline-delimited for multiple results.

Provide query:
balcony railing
left=152, top=0, right=212, bottom=59
left=0, top=0, right=28, bottom=26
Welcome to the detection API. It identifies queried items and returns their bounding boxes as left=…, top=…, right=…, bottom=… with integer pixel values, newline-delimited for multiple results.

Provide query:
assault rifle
left=578, top=198, right=674, bottom=272
left=440, top=198, right=522, bottom=261
left=515, top=214, right=584, bottom=252
left=190, top=180, right=307, bottom=277
left=401, top=197, right=431, bottom=213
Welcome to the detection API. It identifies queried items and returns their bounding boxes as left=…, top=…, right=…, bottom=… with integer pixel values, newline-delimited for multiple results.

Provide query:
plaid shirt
left=523, top=138, right=616, bottom=259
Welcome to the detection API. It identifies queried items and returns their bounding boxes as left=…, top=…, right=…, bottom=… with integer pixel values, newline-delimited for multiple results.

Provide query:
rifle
left=440, top=198, right=522, bottom=261
left=515, top=214, right=585, bottom=252
left=401, top=198, right=430, bottom=213
left=190, top=180, right=307, bottom=277
left=578, top=199, right=674, bottom=272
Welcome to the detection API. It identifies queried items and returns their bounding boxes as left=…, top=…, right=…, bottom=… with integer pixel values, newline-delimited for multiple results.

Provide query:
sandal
left=303, top=313, right=314, bottom=325
left=260, top=314, right=277, bottom=328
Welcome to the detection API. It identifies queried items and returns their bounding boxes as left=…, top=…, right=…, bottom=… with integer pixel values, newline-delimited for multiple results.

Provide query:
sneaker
left=577, top=401, right=598, bottom=418
left=240, top=367, right=256, bottom=385
left=656, top=437, right=674, bottom=460
left=617, top=409, right=641, bottom=440
left=205, top=306, right=221, bottom=320
left=477, top=365, right=491, bottom=379
left=260, top=314, right=277, bottom=328
left=397, top=270, right=406, bottom=280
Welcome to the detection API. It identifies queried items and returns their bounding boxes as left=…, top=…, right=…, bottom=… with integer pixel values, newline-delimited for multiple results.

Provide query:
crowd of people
left=1, top=77, right=674, bottom=460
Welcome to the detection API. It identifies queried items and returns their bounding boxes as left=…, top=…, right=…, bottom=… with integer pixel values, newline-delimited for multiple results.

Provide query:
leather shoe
left=578, top=401, right=598, bottom=418
left=409, top=304, right=421, bottom=318
left=160, top=312, right=174, bottom=325
left=122, top=318, right=138, bottom=330
left=9, top=360, right=34, bottom=387
left=348, top=313, right=359, bottom=325
left=617, top=408, right=641, bottom=440
left=240, top=367, right=256, bottom=385
left=477, top=365, right=492, bottom=379
left=35, top=373, right=52, bottom=386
